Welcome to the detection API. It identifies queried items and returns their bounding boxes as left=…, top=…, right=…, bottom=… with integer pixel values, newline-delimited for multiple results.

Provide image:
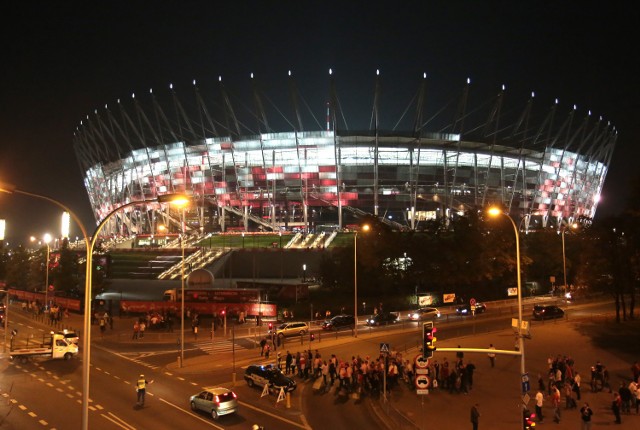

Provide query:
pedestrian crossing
left=194, top=339, right=249, bottom=355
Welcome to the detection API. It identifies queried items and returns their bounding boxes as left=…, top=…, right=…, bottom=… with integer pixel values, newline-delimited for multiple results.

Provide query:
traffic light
left=310, top=333, right=315, bottom=341
left=422, top=322, right=437, bottom=359
left=522, top=408, right=536, bottom=429
left=268, top=322, right=273, bottom=331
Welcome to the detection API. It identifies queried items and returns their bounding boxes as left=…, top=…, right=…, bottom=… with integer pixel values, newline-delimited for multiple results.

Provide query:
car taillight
left=214, top=395, right=220, bottom=403
left=232, top=392, right=237, bottom=399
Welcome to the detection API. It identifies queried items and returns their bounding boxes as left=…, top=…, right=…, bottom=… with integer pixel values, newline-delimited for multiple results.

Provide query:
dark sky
left=1, top=1, right=638, bottom=245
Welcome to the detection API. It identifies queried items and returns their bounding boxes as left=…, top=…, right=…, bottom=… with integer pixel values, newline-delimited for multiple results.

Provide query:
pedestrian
left=535, top=389, right=544, bottom=423
left=470, top=403, right=480, bottom=430
left=139, top=321, right=146, bottom=338
left=259, top=338, right=267, bottom=356
left=551, top=383, right=562, bottom=423
left=263, top=342, right=270, bottom=358
left=619, top=382, right=632, bottom=413
left=136, top=374, right=154, bottom=406
left=580, top=402, right=593, bottom=430
left=487, top=344, right=496, bottom=368
left=612, top=392, right=622, bottom=424
left=132, top=321, right=140, bottom=340
left=99, top=318, right=106, bottom=338
left=574, top=372, right=582, bottom=400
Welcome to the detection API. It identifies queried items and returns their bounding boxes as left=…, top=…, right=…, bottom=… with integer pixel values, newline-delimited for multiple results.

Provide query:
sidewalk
left=381, top=318, right=640, bottom=430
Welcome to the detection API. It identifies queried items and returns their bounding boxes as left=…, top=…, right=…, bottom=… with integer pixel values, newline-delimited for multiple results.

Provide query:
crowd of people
left=530, top=354, right=640, bottom=426
left=259, top=344, right=479, bottom=398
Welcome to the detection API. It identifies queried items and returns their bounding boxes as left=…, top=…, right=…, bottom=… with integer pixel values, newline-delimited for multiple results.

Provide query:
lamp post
left=561, top=223, right=577, bottom=297
left=0, top=181, right=188, bottom=430
left=487, top=208, right=526, bottom=404
left=0, top=181, right=91, bottom=430
left=242, top=232, right=245, bottom=249
left=43, top=233, right=52, bottom=311
left=179, top=205, right=188, bottom=368
left=354, top=224, right=370, bottom=338
left=302, top=264, right=307, bottom=283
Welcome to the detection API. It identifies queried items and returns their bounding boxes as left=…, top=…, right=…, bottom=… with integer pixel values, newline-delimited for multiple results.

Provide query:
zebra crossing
left=194, top=338, right=250, bottom=355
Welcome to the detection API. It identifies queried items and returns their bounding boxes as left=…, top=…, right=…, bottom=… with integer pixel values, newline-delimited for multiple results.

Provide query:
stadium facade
left=73, top=73, right=616, bottom=236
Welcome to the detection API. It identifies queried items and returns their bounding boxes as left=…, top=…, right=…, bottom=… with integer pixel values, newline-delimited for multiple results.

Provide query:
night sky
left=1, top=1, right=638, bottom=245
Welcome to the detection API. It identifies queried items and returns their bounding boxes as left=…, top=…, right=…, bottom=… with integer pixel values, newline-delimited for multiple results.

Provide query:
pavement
left=5, top=301, right=640, bottom=430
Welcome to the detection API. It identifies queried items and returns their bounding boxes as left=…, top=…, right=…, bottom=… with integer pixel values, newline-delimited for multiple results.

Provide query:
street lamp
left=487, top=207, right=527, bottom=402
left=175, top=200, right=189, bottom=368
left=30, top=233, right=52, bottom=311
left=242, top=232, right=245, bottom=249
left=354, top=224, right=370, bottom=338
left=302, top=264, right=307, bottom=282
left=561, top=223, right=578, bottom=297
left=43, top=233, right=52, bottom=311
left=0, top=181, right=91, bottom=430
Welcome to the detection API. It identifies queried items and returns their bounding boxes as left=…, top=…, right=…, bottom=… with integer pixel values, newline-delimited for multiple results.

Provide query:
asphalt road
left=0, top=297, right=633, bottom=430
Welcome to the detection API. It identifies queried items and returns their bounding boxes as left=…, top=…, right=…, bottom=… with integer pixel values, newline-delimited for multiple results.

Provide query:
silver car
left=189, top=387, right=238, bottom=420
left=270, top=321, right=309, bottom=338
left=407, top=307, right=441, bottom=321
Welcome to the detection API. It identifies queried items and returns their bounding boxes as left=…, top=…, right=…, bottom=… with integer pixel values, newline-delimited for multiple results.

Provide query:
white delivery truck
left=9, top=332, right=79, bottom=363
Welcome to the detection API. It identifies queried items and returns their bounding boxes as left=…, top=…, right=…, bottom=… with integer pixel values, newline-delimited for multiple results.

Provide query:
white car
left=407, top=307, right=441, bottom=321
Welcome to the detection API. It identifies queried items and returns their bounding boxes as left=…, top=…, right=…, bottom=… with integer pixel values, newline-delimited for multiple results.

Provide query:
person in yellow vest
left=136, top=374, right=154, bottom=406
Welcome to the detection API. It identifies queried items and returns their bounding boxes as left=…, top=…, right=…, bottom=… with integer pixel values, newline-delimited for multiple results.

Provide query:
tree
left=5, top=246, right=31, bottom=289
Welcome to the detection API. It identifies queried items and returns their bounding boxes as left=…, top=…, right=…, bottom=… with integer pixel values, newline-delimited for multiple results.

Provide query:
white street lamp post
left=0, top=182, right=91, bottom=430
left=43, top=233, right=52, bottom=311
left=488, top=208, right=526, bottom=412
left=353, top=224, right=370, bottom=338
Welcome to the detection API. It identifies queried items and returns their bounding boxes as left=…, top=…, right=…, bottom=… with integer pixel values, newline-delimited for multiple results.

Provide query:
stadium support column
left=244, top=205, right=249, bottom=231
left=221, top=206, right=226, bottom=232
left=373, top=70, right=381, bottom=217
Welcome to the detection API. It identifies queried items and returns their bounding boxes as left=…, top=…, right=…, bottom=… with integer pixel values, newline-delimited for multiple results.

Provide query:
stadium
left=73, top=72, right=616, bottom=237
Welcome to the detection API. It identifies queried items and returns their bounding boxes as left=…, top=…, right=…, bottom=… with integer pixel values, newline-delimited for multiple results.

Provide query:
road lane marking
left=101, top=412, right=136, bottom=430
left=238, top=400, right=308, bottom=429
left=158, top=398, right=225, bottom=429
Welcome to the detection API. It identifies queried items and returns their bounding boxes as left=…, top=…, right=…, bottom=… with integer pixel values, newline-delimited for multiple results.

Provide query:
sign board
left=443, top=293, right=456, bottom=303
left=48, top=285, right=55, bottom=291
left=507, top=287, right=518, bottom=296
left=549, top=276, right=556, bottom=283
left=469, top=298, right=476, bottom=306
left=379, top=343, right=390, bottom=354
left=416, top=389, right=429, bottom=395
left=418, top=295, right=433, bottom=306
left=415, top=375, right=430, bottom=389
left=521, top=373, right=530, bottom=393
left=414, top=355, right=429, bottom=369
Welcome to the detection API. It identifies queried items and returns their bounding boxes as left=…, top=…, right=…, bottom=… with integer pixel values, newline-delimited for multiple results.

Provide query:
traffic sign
left=379, top=343, right=390, bottom=354
left=521, top=373, right=530, bottom=393
left=470, top=298, right=476, bottom=306
left=416, top=389, right=429, bottom=395
left=415, top=375, right=430, bottom=389
left=414, top=354, right=429, bottom=368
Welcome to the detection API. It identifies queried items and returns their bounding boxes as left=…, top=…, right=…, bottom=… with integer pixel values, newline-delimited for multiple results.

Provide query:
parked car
left=269, top=321, right=309, bottom=338
left=365, top=312, right=399, bottom=326
left=407, top=307, right=441, bottom=321
left=456, top=302, right=487, bottom=316
left=532, top=305, right=565, bottom=320
left=321, top=314, right=356, bottom=330
left=244, top=364, right=297, bottom=392
left=189, top=387, right=238, bottom=420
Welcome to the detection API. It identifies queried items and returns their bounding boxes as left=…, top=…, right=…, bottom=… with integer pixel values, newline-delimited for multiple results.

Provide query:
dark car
left=532, top=305, right=565, bottom=320
left=244, top=364, right=296, bottom=392
left=456, top=302, right=487, bottom=316
left=365, top=312, right=399, bottom=326
left=321, top=314, right=356, bottom=330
